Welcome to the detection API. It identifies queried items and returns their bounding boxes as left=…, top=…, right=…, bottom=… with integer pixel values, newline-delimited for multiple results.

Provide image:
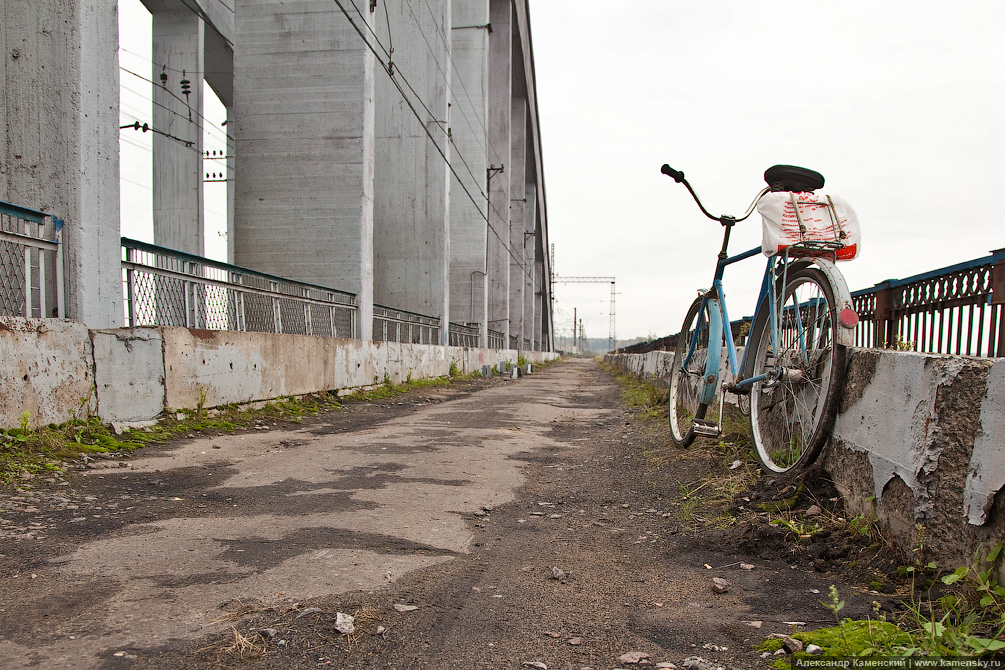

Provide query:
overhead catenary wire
left=330, top=0, right=536, bottom=284
left=120, top=67, right=234, bottom=147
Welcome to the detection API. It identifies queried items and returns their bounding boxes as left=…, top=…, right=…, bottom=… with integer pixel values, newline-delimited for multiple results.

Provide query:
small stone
left=655, top=664, right=677, bottom=669
left=375, top=625, right=386, bottom=635
left=473, top=509, right=487, bottom=517
left=744, top=620, right=763, bottom=628
left=739, top=563, right=755, bottom=570
left=711, top=577, right=731, bottom=593
left=543, top=631, right=561, bottom=638
left=806, top=644, right=823, bottom=655
left=729, top=459, right=742, bottom=470
left=295, top=607, right=322, bottom=619
left=567, top=637, right=583, bottom=645
left=258, top=628, right=278, bottom=639
left=334, top=612, right=355, bottom=635
left=551, top=566, right=567, bottom=581
left=805, top=505, right=822, bottom=517
left=394, top=603, right=418, bottom=612
left=617, top=651, right=650, bottom=664
left=521, top=663, right=547, bottom=669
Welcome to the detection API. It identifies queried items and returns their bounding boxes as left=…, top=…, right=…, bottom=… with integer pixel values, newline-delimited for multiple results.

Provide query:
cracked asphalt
left=0, top=358, right=881, bottom=670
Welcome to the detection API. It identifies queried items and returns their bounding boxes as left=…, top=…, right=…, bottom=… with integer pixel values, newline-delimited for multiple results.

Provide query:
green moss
left=755, top=637, right=784, bottom=653
left=793, top=619, right=913, bottom=657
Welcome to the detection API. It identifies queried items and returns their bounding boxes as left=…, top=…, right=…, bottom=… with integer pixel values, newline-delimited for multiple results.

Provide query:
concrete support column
left=487, top=0, right=512, bottom=344
left=508, top=93, right=527, bottom=347
left=447, top=0, right=490, bottom=346
left=524, top=183, right=537, bottom=349
left=1, top=0, right=122, bottom=328
left=373, top=0, right=451, bottom=344
left=151, top=6, right=205, bottom=255
left=233, top=0, right=375, bottom=340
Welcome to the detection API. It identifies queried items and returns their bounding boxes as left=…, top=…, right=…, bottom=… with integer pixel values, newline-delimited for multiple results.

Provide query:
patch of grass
left=598, top=361, right=668, bottom=419
left=767, top=545, right=1005, bottom=665
left=0, top=392, right=342, bottom=485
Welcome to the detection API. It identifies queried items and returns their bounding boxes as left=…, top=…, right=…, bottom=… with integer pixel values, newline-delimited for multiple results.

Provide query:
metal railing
left=488, top=328, right=506, bottom=350
left=0, top=202, right=64, bottom=318
left=121, top=238, right=357, bottom=337
left=448, top=322, right=480, bottom=348
left=852, top=249, right=1005, bottom=357
left=372, top=305, right=440, bottom=344
left=618, top=250, right=1005, bottom=359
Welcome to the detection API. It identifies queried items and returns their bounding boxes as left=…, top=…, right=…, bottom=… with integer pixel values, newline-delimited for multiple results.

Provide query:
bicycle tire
left=668, top=296, right=714, bottom=447
left=747, top=267, right=845, bottom=473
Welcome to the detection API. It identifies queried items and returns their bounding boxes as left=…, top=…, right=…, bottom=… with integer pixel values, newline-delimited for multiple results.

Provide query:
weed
left=774, top=545, right=1005, bottom=661
left=448, top=361, right=461, bottom=378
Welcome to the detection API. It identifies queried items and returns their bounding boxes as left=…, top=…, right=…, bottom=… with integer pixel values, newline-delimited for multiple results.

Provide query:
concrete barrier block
left=92, top=327, right=166, bottom=422
left=965, top=358, right=1005, bottom=525
left=0, top=317, right=95, bottom=428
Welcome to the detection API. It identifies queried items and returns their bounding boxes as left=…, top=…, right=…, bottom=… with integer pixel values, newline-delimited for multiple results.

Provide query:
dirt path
left=0, top=359, right=887, bottom=670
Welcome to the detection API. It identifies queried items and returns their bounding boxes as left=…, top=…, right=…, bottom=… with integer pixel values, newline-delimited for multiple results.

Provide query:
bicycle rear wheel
left=668, top=297, right=714, bottom=447
left=747, top=267, right=844, bottom=473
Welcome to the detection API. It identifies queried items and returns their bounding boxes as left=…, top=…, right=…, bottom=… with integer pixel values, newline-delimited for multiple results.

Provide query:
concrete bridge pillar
left=508, top=92, right=527, bottom=348
left=148, top=2, right=205, bottom=255
left=233, top=0, right=375, bottom=340
left=447, top=0, right=491, bottom=347
left=373, top=0, right=451, bottom=344
left=524, top=183, right=538, bottom=349
left=0, top=0, right=122, bottom=328
left=487, top=0, right=512, bottom=344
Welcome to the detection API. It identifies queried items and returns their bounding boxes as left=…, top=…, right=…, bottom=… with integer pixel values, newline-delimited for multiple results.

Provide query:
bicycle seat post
left=717, top=215, right=736, bottom=261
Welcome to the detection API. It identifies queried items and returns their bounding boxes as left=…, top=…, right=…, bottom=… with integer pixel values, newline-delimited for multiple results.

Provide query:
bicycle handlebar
left=661, top=164, right=685, bottom=183
left=660, top=163, right=767, bottom=224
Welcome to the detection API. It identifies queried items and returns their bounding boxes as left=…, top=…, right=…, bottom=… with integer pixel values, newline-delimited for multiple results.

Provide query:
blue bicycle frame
left=681, top=245, right=777, bottom=406
left=680, top=247, right=857, bottom=407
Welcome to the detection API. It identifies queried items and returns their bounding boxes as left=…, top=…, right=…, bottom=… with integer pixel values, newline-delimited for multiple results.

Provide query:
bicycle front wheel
left=747, top=267, right=845, bottom=473
left=668, top=296, right=714, bottom=447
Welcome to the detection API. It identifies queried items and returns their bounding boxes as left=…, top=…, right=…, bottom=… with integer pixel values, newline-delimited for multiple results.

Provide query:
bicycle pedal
left=691, top=418, right=721, bottom=437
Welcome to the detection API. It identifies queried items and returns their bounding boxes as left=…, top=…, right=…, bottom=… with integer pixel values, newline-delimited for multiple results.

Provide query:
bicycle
left=660, top=163, right=861, bottom=474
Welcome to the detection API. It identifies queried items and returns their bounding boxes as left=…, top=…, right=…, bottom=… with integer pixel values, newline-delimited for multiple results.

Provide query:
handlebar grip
left=661, top=164, right=685, bottom=183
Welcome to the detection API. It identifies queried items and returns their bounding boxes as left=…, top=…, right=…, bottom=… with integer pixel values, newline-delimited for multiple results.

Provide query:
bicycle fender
left=812, top=258, right=856, bottom=348
left=702, top=297, right=723, bottom=405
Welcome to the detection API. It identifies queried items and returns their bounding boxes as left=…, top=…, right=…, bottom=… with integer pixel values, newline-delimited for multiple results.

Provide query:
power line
left=120, top=67, right=234, bottom=147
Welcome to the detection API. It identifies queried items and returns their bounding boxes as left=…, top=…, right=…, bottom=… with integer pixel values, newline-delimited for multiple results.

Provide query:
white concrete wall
left=0, top=318, right=95, bottom=428
left=604, top=348, right=1005, bottom=567
left=0, top=318, right=556, bottom=429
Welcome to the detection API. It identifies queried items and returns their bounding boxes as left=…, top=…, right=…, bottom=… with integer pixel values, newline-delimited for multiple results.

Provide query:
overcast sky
left=529, top=0, right=1005, bottom=343
left=119, top=1, right=1005, bottom=345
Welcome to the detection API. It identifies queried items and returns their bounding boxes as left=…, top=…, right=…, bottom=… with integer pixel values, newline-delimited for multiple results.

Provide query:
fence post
left=873, top=280, right=896, bottom=349
left=992, top=258, right=1005, bottom=356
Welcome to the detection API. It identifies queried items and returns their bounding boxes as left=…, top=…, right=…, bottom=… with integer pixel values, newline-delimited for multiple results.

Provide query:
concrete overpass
left=0, top=0, right=553, bottom=350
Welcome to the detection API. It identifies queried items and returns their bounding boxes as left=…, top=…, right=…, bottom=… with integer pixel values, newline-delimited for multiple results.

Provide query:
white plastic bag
left=757, top=192, right=860, bottom=260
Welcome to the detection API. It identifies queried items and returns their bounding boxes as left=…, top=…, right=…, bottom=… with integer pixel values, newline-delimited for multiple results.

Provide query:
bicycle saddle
left=764, top=165, right=825, bottom=192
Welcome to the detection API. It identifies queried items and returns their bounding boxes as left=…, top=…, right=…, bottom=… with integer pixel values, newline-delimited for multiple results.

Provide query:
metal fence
left=852, top=249, right=1005, bottom=357
left=618, top=250, right=1005, bottom=359
left=448, top=322, right=480, bottom=348
left=0, top=202, right=63, bottom=319
left=488, top=328, right=506, bottom=350
left=121, top=238, right=357, bottom=337
left=372, top=305, right=440, bottom=344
